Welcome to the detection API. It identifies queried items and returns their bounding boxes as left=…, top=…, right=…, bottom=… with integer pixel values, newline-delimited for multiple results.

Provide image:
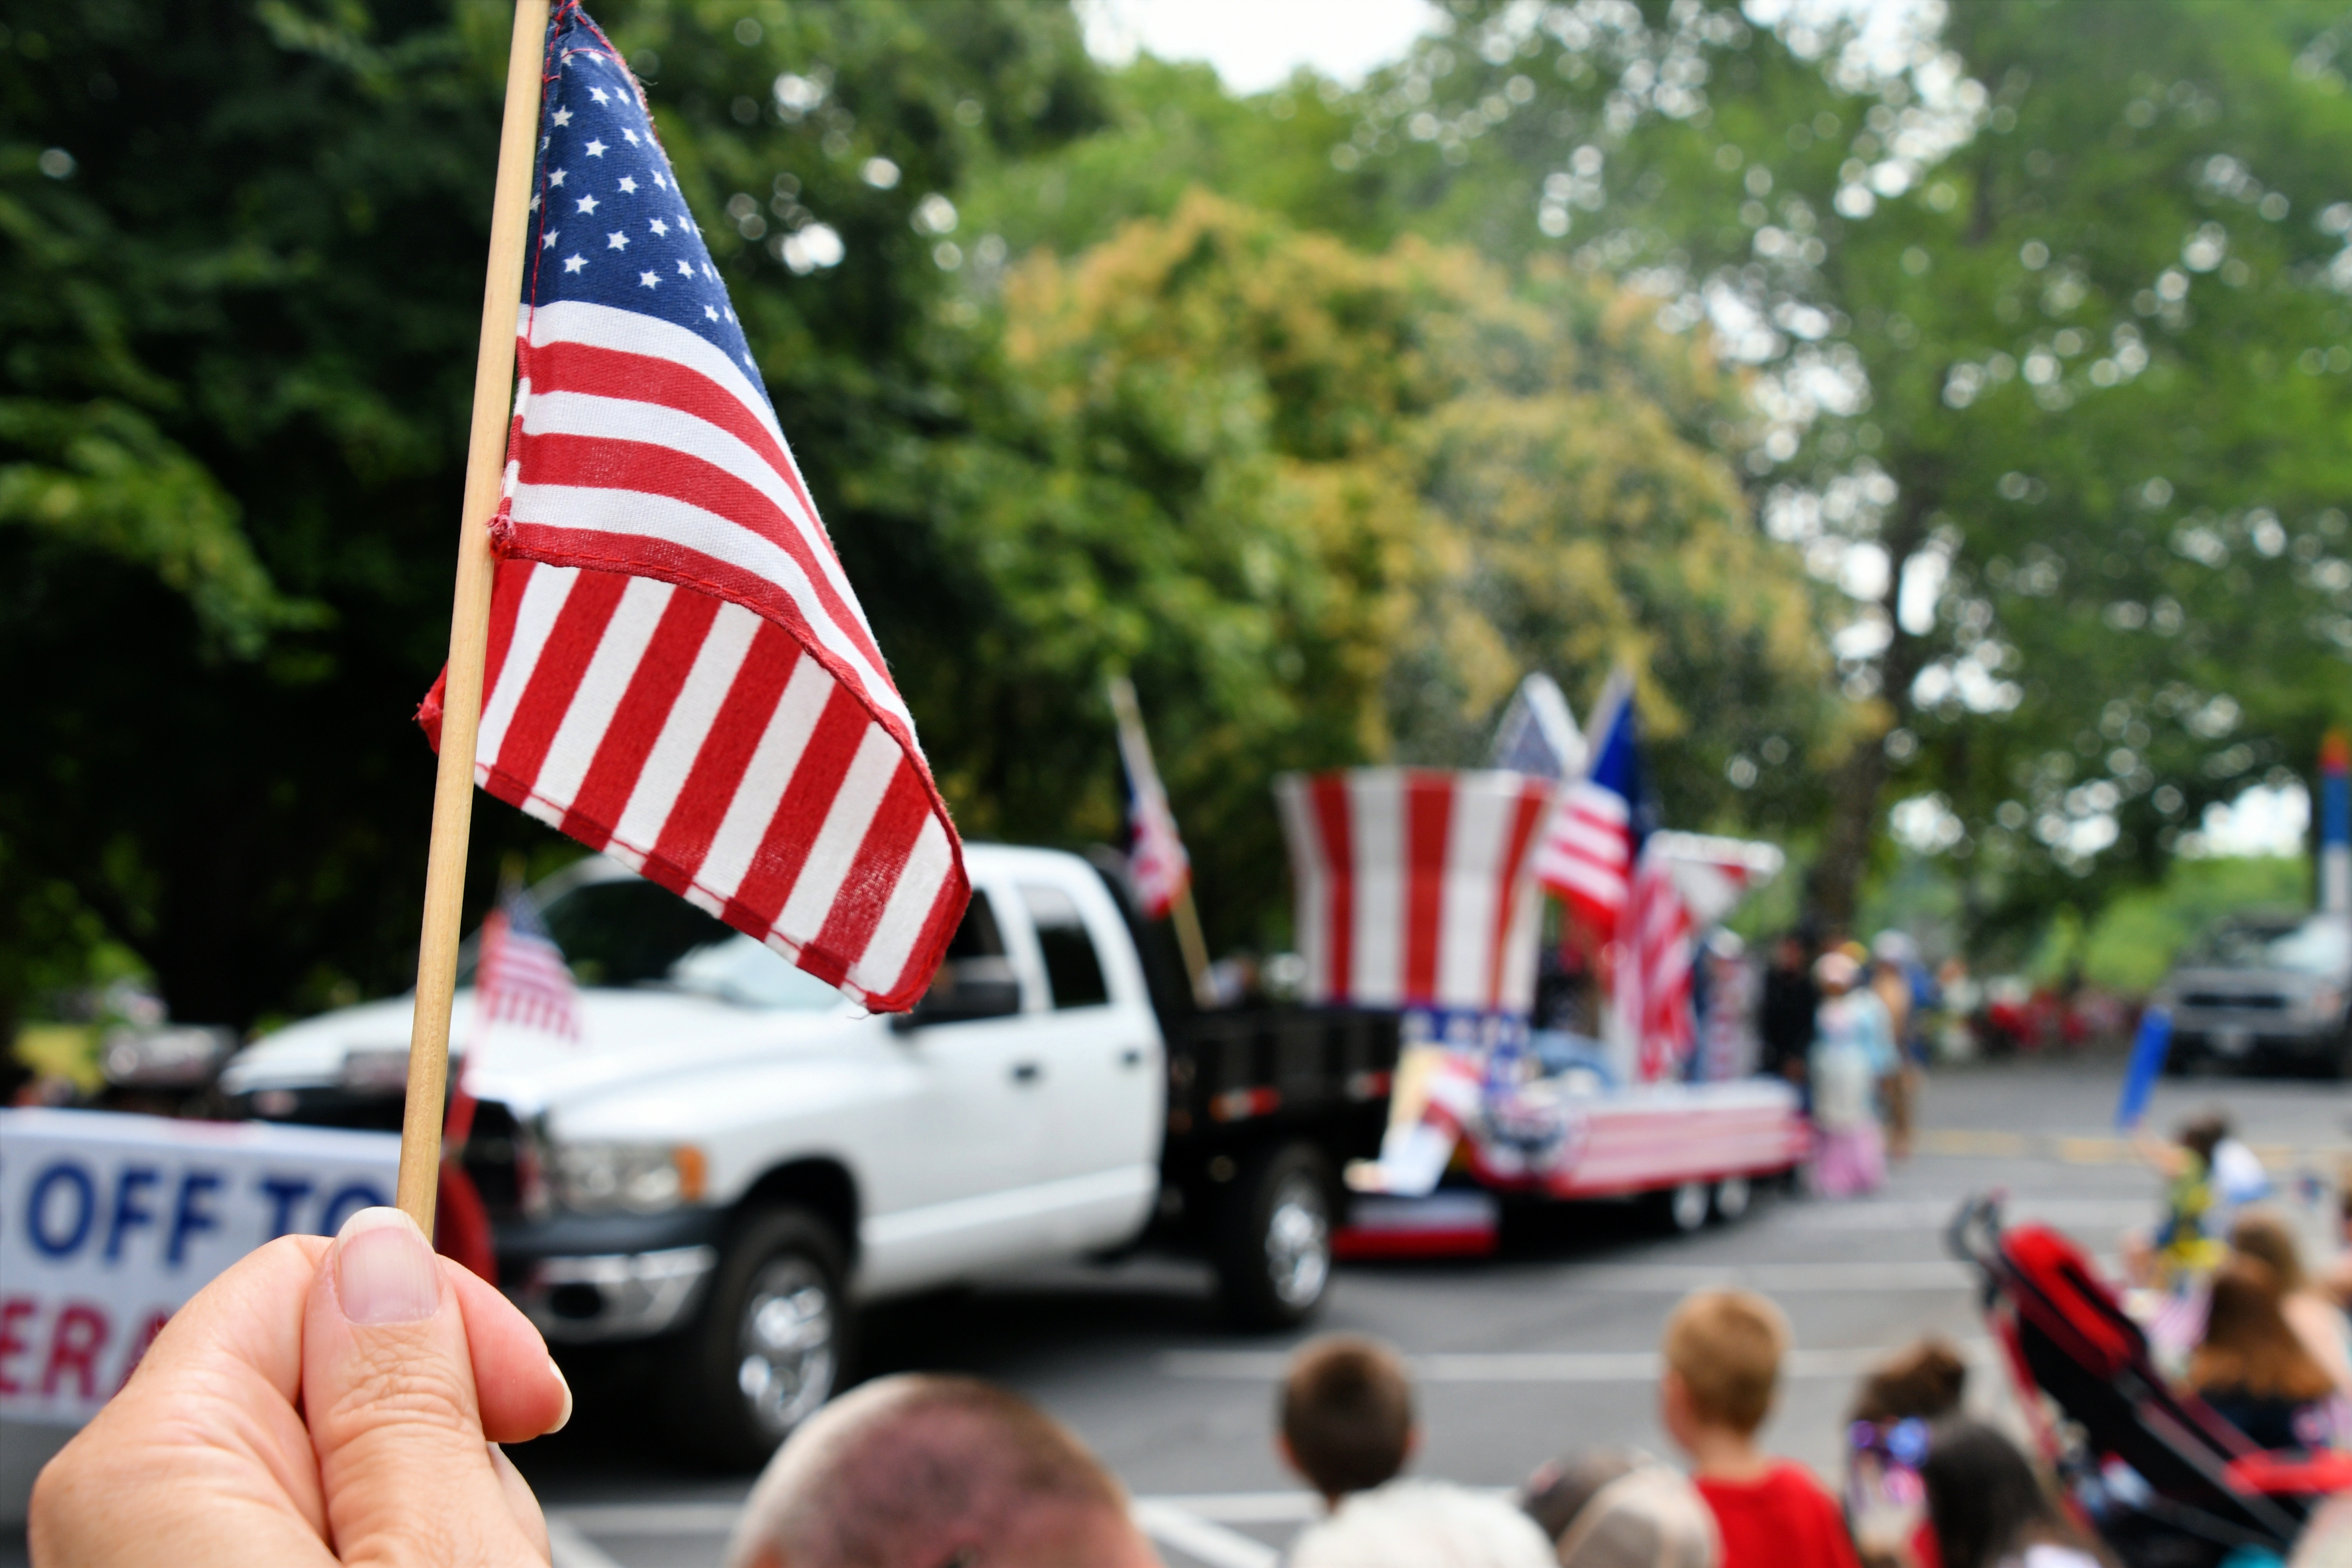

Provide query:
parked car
left=2155, top=911, right=2352, bottom=1079
left=220, top=843, right=1396, bottom=1465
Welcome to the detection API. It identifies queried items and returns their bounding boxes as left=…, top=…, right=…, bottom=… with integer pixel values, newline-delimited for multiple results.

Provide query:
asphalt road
left=7, top=1053, right=2344, bottom=1568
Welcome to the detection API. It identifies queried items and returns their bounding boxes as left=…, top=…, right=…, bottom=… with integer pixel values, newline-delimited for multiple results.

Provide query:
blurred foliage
left=1279, top=0, right=2352, bottom=931
left=2080, top=853, right=2313, bottom=994
left=896, top=190, right=1829, bottom=944
left=7, top=0, right=2350, bottom=1026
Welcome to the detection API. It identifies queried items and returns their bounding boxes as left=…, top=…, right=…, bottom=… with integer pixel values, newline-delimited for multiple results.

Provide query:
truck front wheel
left=1213, top=1141, right=1336, bottom=1329
left=666, top=1207, right=849, bottom=1469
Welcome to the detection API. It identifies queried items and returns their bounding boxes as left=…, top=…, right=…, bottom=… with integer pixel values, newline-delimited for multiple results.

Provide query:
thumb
left=304, top=1207, right=550, bottom=1566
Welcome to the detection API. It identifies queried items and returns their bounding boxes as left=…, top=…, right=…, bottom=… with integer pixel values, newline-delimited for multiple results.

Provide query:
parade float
left=1284, top=677, right=1810, bottom=1256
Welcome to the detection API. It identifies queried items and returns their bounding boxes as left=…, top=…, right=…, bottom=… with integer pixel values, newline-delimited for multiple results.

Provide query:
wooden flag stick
left=395, top=0, right=550, bottom=1232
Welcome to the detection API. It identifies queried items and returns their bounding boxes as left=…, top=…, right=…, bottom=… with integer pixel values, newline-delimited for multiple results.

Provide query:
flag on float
left=1616, top=833, right=1782, bottom=1083
left=1275, top=768, right=1555, bottom=1017
left=1108, top=678, right=1190, bottom=920
left=476, top=885, right=583, bottom=1040
left=1530, top=673, right=1642, bottom=939
left=418, top=1, right=966, bottom=1012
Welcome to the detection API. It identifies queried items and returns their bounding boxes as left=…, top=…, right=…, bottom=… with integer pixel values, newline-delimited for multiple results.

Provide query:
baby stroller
left=1947, top=1192, right=2350, bottom=1568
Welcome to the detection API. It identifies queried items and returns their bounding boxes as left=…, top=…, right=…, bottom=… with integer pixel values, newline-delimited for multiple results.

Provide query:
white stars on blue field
left=529, top=10, right=769, bottom=397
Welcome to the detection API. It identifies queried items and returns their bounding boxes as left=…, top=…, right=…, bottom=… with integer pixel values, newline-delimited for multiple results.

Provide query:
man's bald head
left=724, top=1374, right=1162, bottom=1568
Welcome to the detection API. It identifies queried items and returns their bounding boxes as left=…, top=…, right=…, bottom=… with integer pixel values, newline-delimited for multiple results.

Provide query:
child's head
left=1660, top=1289, right=1790, bottom=1448
left=2173, top=1108, right=2229, bottom=1167
left=1848, top=1336, right=1969, bottom=1425
left=1279, top=1334, right=1417, bottom=1501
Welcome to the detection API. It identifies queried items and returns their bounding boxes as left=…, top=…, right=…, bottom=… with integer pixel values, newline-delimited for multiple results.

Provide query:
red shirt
left=1694, top=1462, right=1863, bottom=1568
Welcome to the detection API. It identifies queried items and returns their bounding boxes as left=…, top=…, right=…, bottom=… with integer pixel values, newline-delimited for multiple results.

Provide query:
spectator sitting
left=1279, top=1333, right=1554, bottom=1568
left=1918, top=1421, right=2104, bottom=1568
left=722, top=1372, right=1161, bottom=1568
left=1522, top=1448, right=1719, bottom=1568
left=2184, top=1255, right=2347, bottom=1454
left=2230, top=1208, right=2352, bottom=1397
left=1844, top=1339, right=1969, bottom=1568
left=1659, top=1289, right=1861, bottom=1568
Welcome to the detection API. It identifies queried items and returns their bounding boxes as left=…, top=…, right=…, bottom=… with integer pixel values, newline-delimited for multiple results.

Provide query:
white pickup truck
left=222, top=843, right=1400, bottom=1465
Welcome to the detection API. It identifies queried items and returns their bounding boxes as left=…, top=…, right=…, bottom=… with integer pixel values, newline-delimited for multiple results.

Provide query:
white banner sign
left=0, top=1107, right=400, bottom=1426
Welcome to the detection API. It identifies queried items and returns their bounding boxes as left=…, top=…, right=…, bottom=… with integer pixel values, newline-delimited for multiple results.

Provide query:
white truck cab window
left=1020, top=883, right=1108, bottom=1010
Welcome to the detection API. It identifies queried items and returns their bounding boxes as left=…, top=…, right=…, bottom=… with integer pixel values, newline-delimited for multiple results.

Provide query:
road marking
left=1161, top=1339, right=1994, bottom=1384
left=547, top=1501, right=743, bottom=1533
left=1132, top=1500, right=1283, bottom=1568
left=547, top=1518, right=632, bottom=1568
left=1918, top=1130, right=2337, bottom=1169
left=1556, top=1259, right=1979, bottom=1291
left=1773, top=1198, right=2150, bottom=1230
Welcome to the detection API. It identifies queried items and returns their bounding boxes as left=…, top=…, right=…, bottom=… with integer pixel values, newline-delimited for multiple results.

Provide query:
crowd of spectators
left=27, top=1155, right=2352, bottom=1567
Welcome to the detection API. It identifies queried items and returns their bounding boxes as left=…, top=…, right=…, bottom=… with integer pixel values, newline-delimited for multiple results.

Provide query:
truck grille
left=2181, top=993, right=2287, bottom=1011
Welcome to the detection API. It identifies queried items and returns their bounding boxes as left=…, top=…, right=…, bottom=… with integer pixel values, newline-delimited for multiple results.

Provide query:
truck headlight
left=551, top=1142, right=708, bottom=1214
left=2309, top=985, right=2344, bottom=1023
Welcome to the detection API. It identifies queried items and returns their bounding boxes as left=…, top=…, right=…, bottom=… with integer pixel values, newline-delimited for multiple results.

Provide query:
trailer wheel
left=664, top=1207, right=849, bottom=1470
left=1213, top=1141, right=1336, bottom=1329
left=1712, top=1176, right=1752, bottom=1224
left=1655, top=1179, right=1711, bottom=1235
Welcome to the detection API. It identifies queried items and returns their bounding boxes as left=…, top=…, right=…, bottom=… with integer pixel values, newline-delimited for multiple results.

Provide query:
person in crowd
left=1759, top=931, right=1819, bottom=1094
left=2230, top=1209, right=2352, bottom=1397
left=1279, top=1333, right=1554, bottom=1568
left=1809, top=949, right=1892, bottom=1198
left=1658, top=1289, right=1862, bottom=1568
left=2126, top=1108, right=2271, bottom=1285
left=2327, top=1168, right=2352, bottom=1316
left=1844, top=1339, right=1969, bottom=1568
left=722, top=1372, right=1160, bottom=1568
left=1869, top=933, right=1933, bottom=1160
left=1522, top=1448, right=1719, bottom=1568
left=31, top=1206, right=574, bottom=1567
left=1933, top=957, right=1979, bottom=1063
left=2185, top=1254, right=2347, bottom=1453
left=1918, top=1421, right=2106, bottom=1568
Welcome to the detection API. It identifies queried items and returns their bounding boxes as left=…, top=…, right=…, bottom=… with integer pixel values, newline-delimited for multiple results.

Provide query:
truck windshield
left=540, top=878, right=845, bottom=1010
left=2186, top=915, right=2352, bottom=977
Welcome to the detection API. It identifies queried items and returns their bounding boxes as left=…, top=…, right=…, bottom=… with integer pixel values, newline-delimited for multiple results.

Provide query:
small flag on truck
left=418, top=1, right=966, bottom=1015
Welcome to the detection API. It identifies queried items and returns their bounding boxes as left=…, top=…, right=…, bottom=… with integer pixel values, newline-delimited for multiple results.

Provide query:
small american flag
left=421, top=2, right=965, bottom=1011
left=476, top=887, right=583, bottom=1040
left=1617, top=846, right=1695, bottom=1081
left=1530, top=675, right=1642, bottom=940
left=1108, top=678, right=1190, bottom=920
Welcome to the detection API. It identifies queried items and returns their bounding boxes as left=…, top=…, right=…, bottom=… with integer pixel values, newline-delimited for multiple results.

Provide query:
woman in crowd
left=2229, top=1210, right=2352, bottom=1398
left=1919, top=1421, right=2107, bottom=1568
left=2186, top=1254, right=2347, bottom=1452
left=1809, top=948, right=1893, bottom=1198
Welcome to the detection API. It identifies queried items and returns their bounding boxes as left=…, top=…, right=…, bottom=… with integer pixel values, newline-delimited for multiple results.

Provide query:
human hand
left=30, top=1206, right=572, bottom=1567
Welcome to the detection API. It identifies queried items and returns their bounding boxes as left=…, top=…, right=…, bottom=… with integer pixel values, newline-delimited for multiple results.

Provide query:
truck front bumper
left=496, top=1209, right=724, bottom=1344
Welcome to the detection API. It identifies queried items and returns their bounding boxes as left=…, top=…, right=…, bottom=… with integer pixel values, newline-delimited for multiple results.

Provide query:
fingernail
left=549, top=1358, right=574, bottom=1433
left=336, top=1207, right=441, bottom=1325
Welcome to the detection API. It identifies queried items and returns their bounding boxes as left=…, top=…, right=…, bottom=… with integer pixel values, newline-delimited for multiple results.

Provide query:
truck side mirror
left=890, top=956, right=1024, bottom=1032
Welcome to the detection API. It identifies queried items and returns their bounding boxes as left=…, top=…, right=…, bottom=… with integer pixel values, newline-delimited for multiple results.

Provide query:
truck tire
left=1212, top=1141, right=1336, bottom=1329
left=1712, top=1175, right=1752, bottom=1224
left=666, top=1207, right=849, bottom=1469
left=1653, top=1179, right=1711, bottom=1235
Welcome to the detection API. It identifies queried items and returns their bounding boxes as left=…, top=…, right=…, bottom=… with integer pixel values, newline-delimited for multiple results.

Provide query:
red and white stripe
left=1276, top=769, right=1555, bottom=1016
left=421, top=301, right=965, bottom=1013
left=476, top=908, right=582, bottom=1040
left=1612, top=834, right=1780, bottom=1083
left=1530, top=779, right=1636, bottom=936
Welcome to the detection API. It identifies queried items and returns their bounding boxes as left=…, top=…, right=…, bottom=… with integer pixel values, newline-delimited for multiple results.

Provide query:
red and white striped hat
left=1276, top=769, right=1556, bottom=1018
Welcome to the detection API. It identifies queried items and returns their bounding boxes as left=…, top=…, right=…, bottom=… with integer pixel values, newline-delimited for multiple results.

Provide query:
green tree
left=890, top=191, right=1831, bottom=945
left=0, top=0, right=1103, bottom=1027
left=1290, top=0, right=2352, bottom=931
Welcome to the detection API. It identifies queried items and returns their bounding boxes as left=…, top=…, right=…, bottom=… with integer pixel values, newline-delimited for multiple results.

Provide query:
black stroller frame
left=1946, top=1192, right=2333, bottom=1568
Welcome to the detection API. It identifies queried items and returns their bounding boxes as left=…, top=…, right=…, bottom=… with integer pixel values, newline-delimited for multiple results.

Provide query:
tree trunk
left=1806, top=495, right=1936, bottom=933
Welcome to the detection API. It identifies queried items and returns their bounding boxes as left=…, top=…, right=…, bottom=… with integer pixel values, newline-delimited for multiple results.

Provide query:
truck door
left=856, top=885, right=1056, bottom=1291
left=1012, top=875, right=1164, bottom=1250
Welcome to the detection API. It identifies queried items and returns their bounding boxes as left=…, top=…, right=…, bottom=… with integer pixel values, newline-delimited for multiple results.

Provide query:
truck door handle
left=1120, top=1048, right=1144, bottom=1068
left=1010, top=1061, right=1043, bottom=1085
